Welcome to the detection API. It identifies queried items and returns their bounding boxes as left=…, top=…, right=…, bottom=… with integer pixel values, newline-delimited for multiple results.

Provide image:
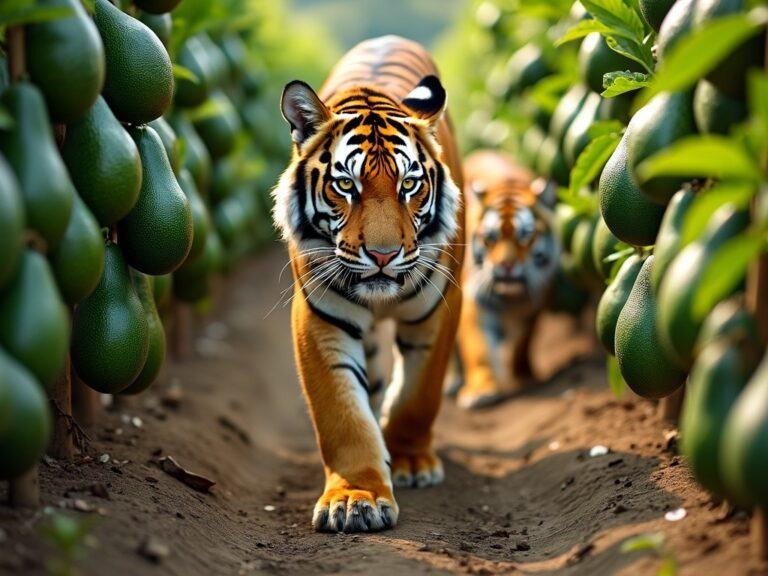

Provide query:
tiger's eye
left=336, top=178, right=354, bottom=191
left=401, top=177, right=417, bottom=191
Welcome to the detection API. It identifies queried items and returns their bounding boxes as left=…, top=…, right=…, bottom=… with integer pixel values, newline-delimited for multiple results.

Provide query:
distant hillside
left=290, top=0, right=466, bottom=50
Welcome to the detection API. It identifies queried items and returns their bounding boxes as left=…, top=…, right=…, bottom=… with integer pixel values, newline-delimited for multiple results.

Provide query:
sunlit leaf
left=588, top=119, right=624, bottom=138
left=641, top=9, right=768, bottom=103
left=605, top=35, right=654, bottom=74
left=0, top=105, right=14, bottom=130
left=637, top=136, right=762, bottom=183
left=173, top=64, right=199, bottom=84
left=621, top=533, right=666, bottom=553
left=607, top=356, right=625, bottom=398
left=569, top=132, right=621, bottom=196
left=556, top=18, right=609, bottom=46
left=581, top=0, right=646, bottom=41
left=693, top=231, right=766, bottom=319
left=601, top=71, right=651, bottom=98
left=682, top=182, right=756, bottom=244
left=658, top=556, right=679, bottom=576
left=0, top=1, right=72, bottom=26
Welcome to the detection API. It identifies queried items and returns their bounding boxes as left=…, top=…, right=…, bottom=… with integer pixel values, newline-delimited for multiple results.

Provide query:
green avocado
left=49, top=194, right=105, bottom=306
left=578, top=32, right=644, bottom=94
left=591, top=216, right=620, bottom=280
left=190, top=89, right=242, bottom=160
left=720, top=351, right=768, bottom=507
left=0, top=83, right=74, bottom=247
left=639, top=0, right=676, bottom=31
left=118, top=126, right=193, bottom=275
left=152, top=273, right=173, bottom=311
left=650, top=187, right=696, bottom=294
left=71, top=243, right=149, bottom=394
left=0, top=250, right=69, bottom=388
left=549, top=84, right=590, bottom=144
left=614, top=255, right=688, bottom=398
left=61, top=96, right=142, bottom=227
left=505, top=44, right=552, bottom=96
left=175, top=35, right=215, bottom=108
left=656, top=205, right=749, bottom=368
left=177, top=168, right=211, bottom=262
left=218, top=33, right=248, bottom=84
left=173, top=229, right=222, bottom=302
left=554, top=203, right=582, bottom=253
left=626, top=90, right=698, bottom=205
left=94, top=0, right=174, bottom=124
left=563, top=91, right=602, bottom=167
left=0, top=155, right=24, bottom=290
left=25, top=0, right=105, bottom=123
left=657, top=0, right=698, bottom=62
left=138, top=11, right=172, bottom=47
left=545, top=267, right=591, bottom=315
left=148, top=116, right=181, bottom=175
left=696, top=296, right=759, bottom=353
left=695, top=0, right=766, bottom=98
left=570, top=214, right=602, bottom=289
left=598, top=133, right=665, bottom=246
left=0, top=349, right=51, bottom=480
left=120, top=271, right=166, bottom=395
left=693, top=78, right=748, bottom=135
left=596, top=254, right=644, bottom=355
left=168, top=112, right=212, bottom=195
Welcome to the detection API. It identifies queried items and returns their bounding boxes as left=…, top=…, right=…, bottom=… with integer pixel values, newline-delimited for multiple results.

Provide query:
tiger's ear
left=402, top=75, right=446, bottom=128
left=281, top=80, right=331, bottom=147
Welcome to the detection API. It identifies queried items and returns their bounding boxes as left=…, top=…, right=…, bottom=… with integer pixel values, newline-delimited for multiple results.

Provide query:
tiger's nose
left=365, top=246, right=400, bottom=267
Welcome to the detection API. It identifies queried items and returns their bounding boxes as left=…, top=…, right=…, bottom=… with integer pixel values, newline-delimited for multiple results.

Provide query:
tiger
left=453, top=150, right=559, bottom=409
left=273, top=35, right=464, bottom=533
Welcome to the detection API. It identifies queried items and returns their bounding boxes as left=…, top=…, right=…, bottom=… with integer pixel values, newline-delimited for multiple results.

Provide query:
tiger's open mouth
left=357, top=271, right=406, bottom=286
left=492, top=277, right=526, bottom=297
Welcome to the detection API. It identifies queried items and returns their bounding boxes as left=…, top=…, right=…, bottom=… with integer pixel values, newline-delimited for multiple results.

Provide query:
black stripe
left=331, top=362, right=368, bottom=392
left=304, top=295, right=363, bottom=340
left=395, top=336, right=432, bottom=353
left=401, top=281, right=447, bottom=325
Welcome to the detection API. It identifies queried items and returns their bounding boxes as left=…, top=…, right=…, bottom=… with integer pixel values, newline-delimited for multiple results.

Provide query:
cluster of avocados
left=0, top=0, right=276, bottom=482
left=449, top=0, right=767, bottom=508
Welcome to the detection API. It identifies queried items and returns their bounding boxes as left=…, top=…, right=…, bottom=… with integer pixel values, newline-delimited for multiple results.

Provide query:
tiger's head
left=273, top=76, right=460, bottom=304
left=464, top=151, right=558, bottom=305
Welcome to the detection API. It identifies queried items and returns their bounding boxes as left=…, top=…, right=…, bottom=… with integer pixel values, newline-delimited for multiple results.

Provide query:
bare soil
left=1, top=248, right=766, bottom=576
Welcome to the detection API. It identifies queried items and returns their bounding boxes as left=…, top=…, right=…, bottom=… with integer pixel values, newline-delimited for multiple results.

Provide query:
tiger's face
left=465, top=154, right=558, bottom=305
left=274, top=76, right=460, bottom=304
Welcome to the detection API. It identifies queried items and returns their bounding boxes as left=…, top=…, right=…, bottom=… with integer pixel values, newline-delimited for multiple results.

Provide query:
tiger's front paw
left=312, top=483, right=398, bottom=533
left=390, top=450, right=444, bottom=489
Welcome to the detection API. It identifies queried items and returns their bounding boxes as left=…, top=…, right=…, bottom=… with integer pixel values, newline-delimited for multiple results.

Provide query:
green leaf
left=747, top=71, right=768, bottom=154
left=527, top=74, right=575, bottom=114
left=607, top=356, right=625, bottom=398
left=621, top=533, right=666, bottom=554
left=642, top=9, right=768, bottom=103
left=682, top=182, right=756, bottom=244
left=172, top=64, right=199, bottom=85
left=0, top=105, right=14, bottom=130
left=601, top=70, right=651, bottom=97
left=658, top=556, right=679, bottom=576
left=580, top=0, right=646, bottom=41
left=637, top=135, right=762, bottom=183
left=588, top=120, right=624, bottom=138
left=0, top=3, right=73, bottom=26
left=693, top=231, right=766, bottom=319
left=605, top=35, right=654, bottom=74
left=555, top=18, right=610, bottom=46
left=569, top=132, right=621, bottom=196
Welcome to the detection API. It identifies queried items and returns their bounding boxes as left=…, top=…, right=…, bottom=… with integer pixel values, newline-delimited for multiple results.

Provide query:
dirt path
left=0, top=249, right=765, bottom=576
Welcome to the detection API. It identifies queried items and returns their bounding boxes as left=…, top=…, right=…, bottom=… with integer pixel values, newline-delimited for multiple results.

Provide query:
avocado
left=175, top=35, right=215, bottom=108
left=210, top=156, right=239, bottom=205
left=0, top=83, right=74, bottom=247
left=177, top=168, right=211, bottom=261
left=554, top=203, right=582, bottom=253
left=681, top=335, right=758, bottom=497
left=656, top=205, right=749, bottom=368
left=71, top=243, right=149, bottom=394
left=563, top=91, right=602, bottom=167
left=218, top=33, right=248, bottom=84
left=596, top=92, right=633, bottom=125
left=578, top=32, right=644, bottom=94
left=197, top=33, right=229, bottom=88
left=596, top=254, right=644, bottom=355
left=61, top=96, right=142, bottom=227
left=94, top=0, right=174, bottom=124
left=720, top=351, right=768, bottom=507
left=118, top=126, right=193, bottom=275
left=25, top=0, right=105, bottom=123
left=173, top=230, right=221, bottom=302
left=134, top=0, right=182, bottom=15
left=570, top=214, right=602, bottom=289
left=213, top=194, right=251, bottom=250
left=693, top=78, right=748, bottom=135
left=152, top=273, right=173, bottom=310
left=49, top=194, right=105, bottom=306
left=505, top=44, right=552, bottom=96
left=545, top=267, right=591, bottom=315
left=639, top=0, right=676, bottom=31
left=0, top=250, right=69, bottom=388
left=657, top=0, right=698, bottom=62
left=138, top=11, right=172, bottom=47
left=190, top=90, right=242, bottom=160
left=120, top=271, right=166, bottom=395
left=614, top=255, right=688, bottom=398
left=0, top=349, right=51, bottom=480
left=168, top=113, right=212, bottom=195
left=549, top=84, right=590, bottom=144
left=591, top=216, right=620, bottom=280
left=598, top=134, right=665, bottom=246
left=696, top=296, right=760, bottom=353
left=148, top=116, right=180, bottom=175
left=651, top=187, right=696, bottom=293
left=695, top=0, right=766, bottom=98
left=0, top=156, right=24, bottom=290
left=626, top=90, right=698, bottom=205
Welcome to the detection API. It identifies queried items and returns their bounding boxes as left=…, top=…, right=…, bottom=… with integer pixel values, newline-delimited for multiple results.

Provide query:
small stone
left=131, top=417, right=143, bottom=429
left=665, top=507, right=687, bottom=522
left=137, top=537, right=170, bottom=564
left=589, top=445, right=609, bottom=457
left=99, top=454, right=111, bottom=464
left=264, top=505, right=276, bottom=512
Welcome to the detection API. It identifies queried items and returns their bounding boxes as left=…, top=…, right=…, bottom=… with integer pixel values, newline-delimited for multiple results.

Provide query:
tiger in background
left=452, top=150, right=559, bottom=409
left=273, top=36, right=464, bottom=533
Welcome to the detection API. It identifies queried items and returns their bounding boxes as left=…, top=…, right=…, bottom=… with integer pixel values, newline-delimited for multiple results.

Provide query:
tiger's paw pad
left=312, top=489, right=398, bottom=533
left=391, top=453, right=444, bottom=489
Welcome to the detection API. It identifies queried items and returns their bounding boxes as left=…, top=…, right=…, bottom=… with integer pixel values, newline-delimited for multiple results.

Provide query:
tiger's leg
left=510, top=314, right=537, bottom=387
left=381, top=284, right=462, bottom=488
left=456, top=297, right=507, bottom=409
left=364, top=320, right=395, bottom=419
left=292, top=296, right=397, bottom=533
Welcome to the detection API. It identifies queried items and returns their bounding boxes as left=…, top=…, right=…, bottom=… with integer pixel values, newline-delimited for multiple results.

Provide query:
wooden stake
left=659, top=384, right=686, bottom=425
left=8, top=467, right=39, bottom=508
left=752, top=508, right=768, bottom=561
left=6, top=26, right=25, bottom=82
left=171, top=301, right=193, bottom=362
left=71, top=369, right=98, bottom=429
left=48, top=355, right=74, bottom=460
